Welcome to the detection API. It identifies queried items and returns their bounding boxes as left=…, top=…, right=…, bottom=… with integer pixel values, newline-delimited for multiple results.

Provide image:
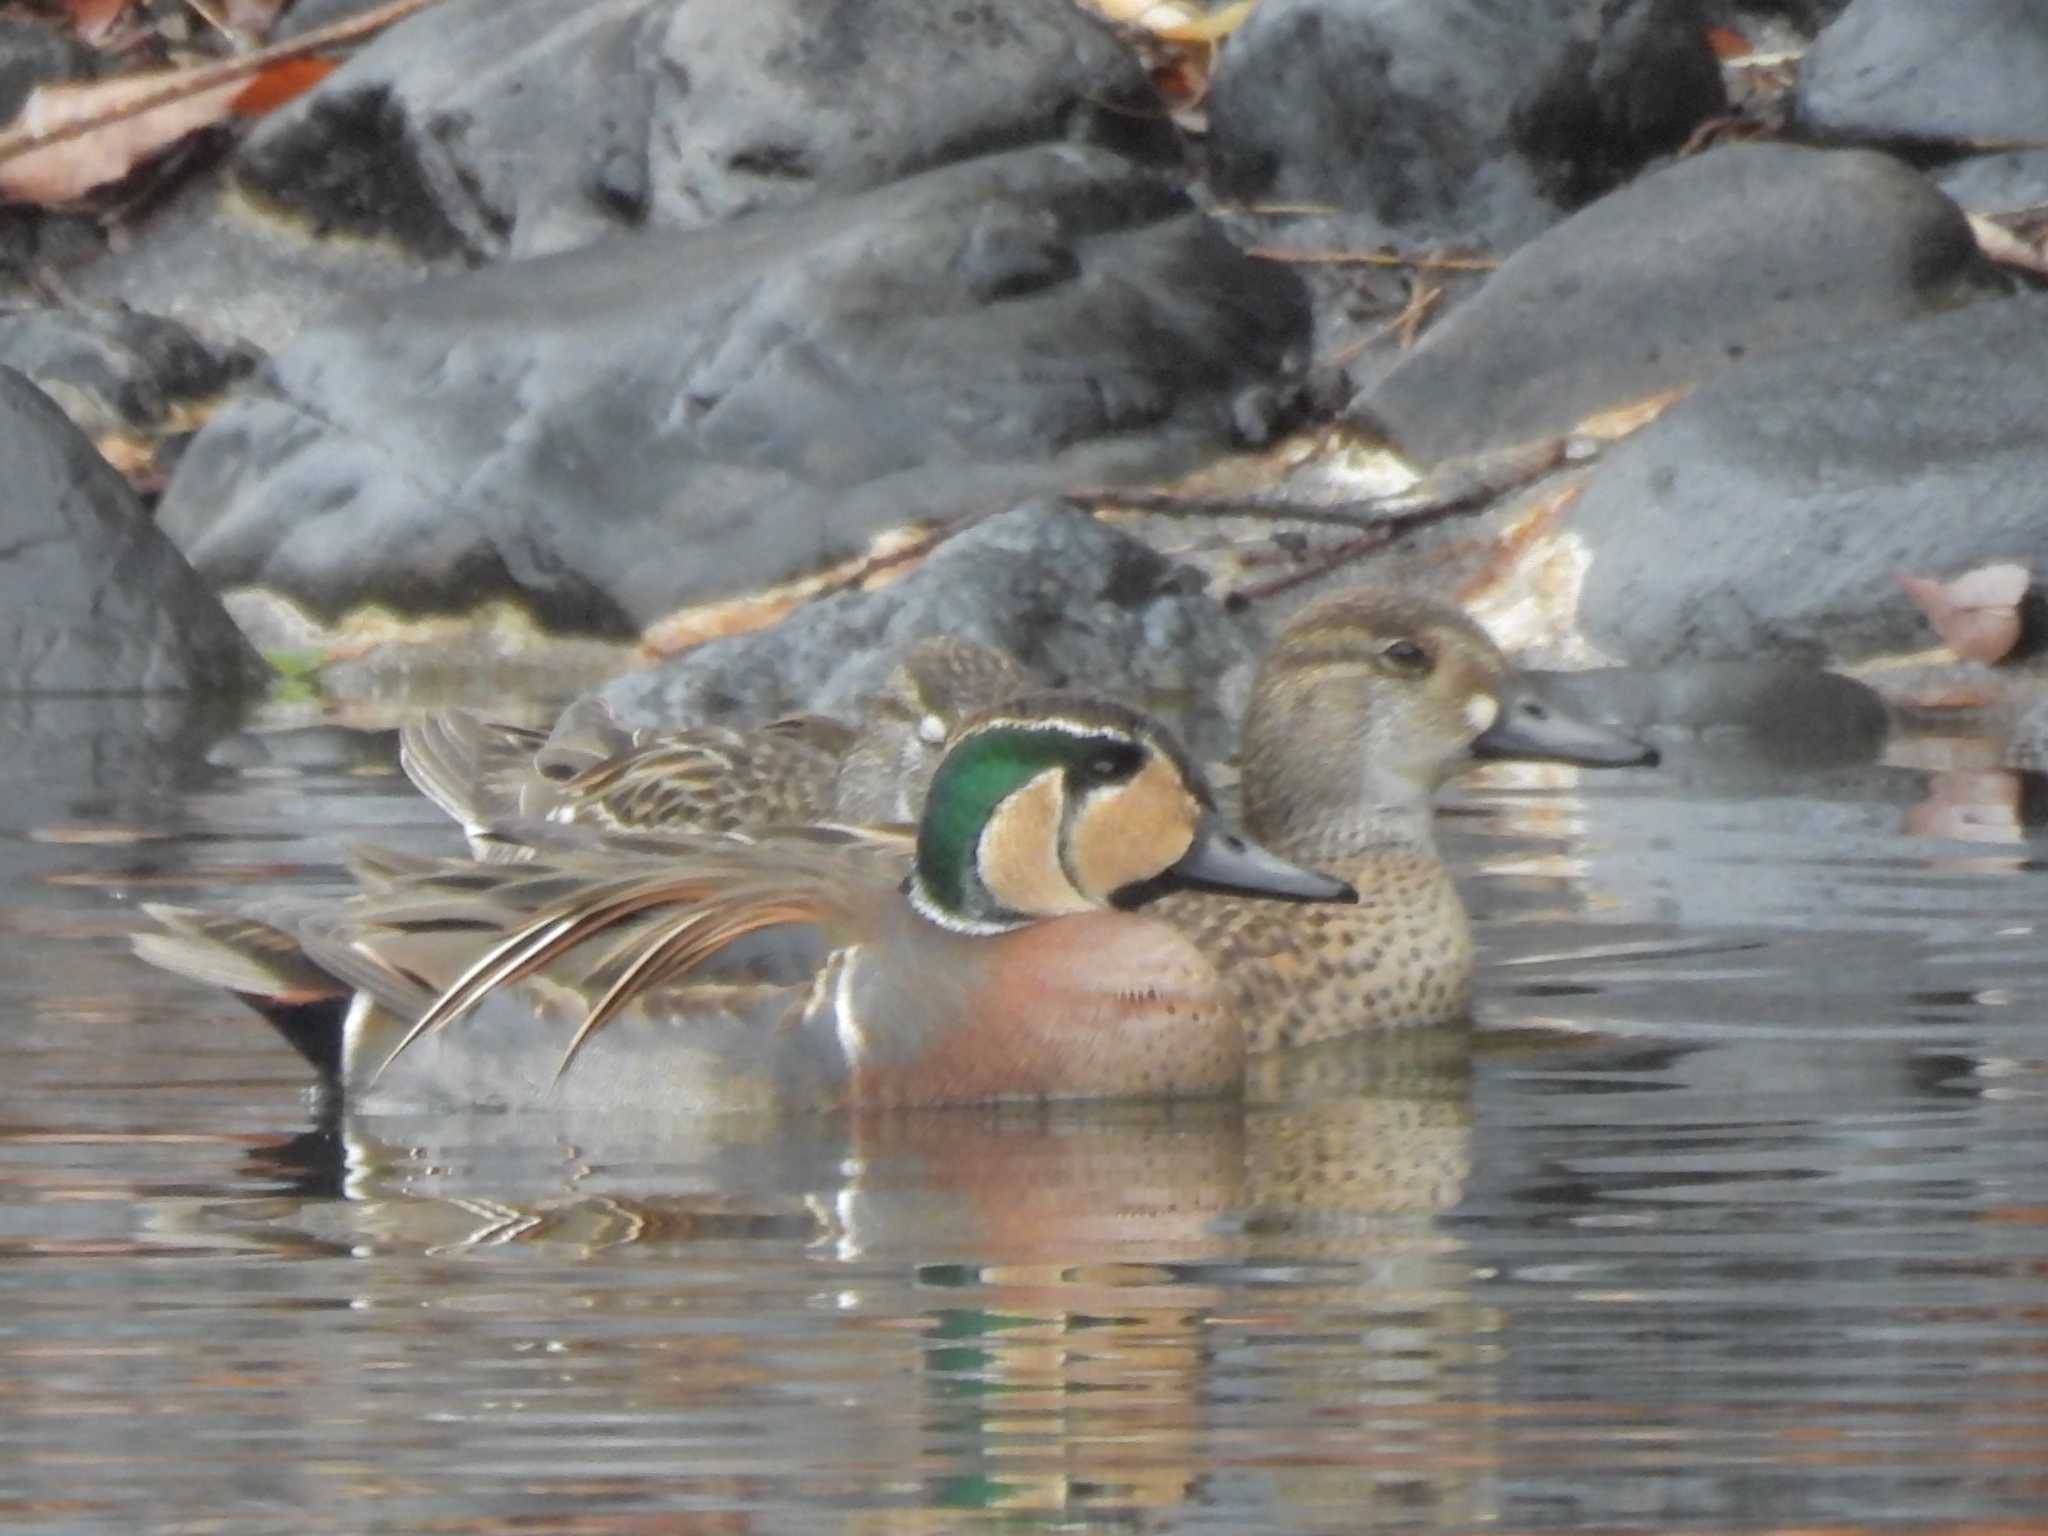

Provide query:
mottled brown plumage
left=401, top=638, right=1032, bottom=850
left=1153, top=589, right=1652, bottom=1050
left=831, top=636, right=1036, bottom=821
left=1158, top=846, right=1471, bottom=1050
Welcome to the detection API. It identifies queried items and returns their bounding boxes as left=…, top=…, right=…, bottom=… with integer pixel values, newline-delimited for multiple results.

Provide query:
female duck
left=136, top=695, right=1350, bottom=1114
left=402, top=636, right=1031, bottom=846
left=1154, top=588, right=1654, bottom=1049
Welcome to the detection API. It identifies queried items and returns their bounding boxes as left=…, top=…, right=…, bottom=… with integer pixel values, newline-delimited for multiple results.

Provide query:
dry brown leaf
left=1945, top=561, right=2032, bottom=610
left=0, top=0, right=439, bottom=177
left=1148, top=0, right=1253, bottom=45
left=0, top=73, right=243, bottom=203
left=66, top=0, right=130, bottom=44
left=1899, top=560, right=2031, bottom=665
left=1705, top=25, right=1753, bottom=60
left=1967, top=211, right=2048, bottom=278
left=637, top=525, right=939, bottom=660
left=1084, top=0, right=1203, bottom=29
left=231, top=55, right=336, bottom=115
left=1904, top=768, right=2023, bottom=844
left=223, top=0, right=287, bottom=33
left=1148, top=50, right=1211, bottom=111
left=1080, top=0, right=1253, bottom=119
left=1575, top=386, right=1690, bottom=442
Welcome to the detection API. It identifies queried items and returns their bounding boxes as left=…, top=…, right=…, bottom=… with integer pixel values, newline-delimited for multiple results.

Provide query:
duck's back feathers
left=398, top=710, right=550, bottom=845
left=398, top=705, right=849, bottom=849
left=133, top=904, right=352, bottom=1078
left=134, top=904, right=335, bottom=1002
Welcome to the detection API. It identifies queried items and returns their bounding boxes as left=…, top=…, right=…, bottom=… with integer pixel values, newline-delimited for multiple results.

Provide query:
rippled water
left=6, top=697, right=2048, bottom=1533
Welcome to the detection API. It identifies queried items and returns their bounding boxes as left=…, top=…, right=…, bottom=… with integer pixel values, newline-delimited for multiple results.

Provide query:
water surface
left=5, top=698, right=2047, bottom=1533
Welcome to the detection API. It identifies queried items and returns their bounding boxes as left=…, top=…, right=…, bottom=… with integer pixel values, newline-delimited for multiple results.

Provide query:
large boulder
left=1356, top=145, right=1998, bottom=466
left=1938, top=150, right=2048, bottom=216
left=65, top=0, right=1174, bottom=354
left=1205, top=0, right=1725, bottom=252
left=600, top=501, right=1257, bottom=760
left=1798, top=0, right=2048, bottom=148
left=0, top=368, right=266, bottom=695
left=157, top=144, right=1312, bottom=642
left=1570, top=295, right=2048, bottom=665
left=239, top=0, right=1171, bottom=261
left=0, top=304, right=259, bottom=465
left=1712, top=0, right=1850, bottom=25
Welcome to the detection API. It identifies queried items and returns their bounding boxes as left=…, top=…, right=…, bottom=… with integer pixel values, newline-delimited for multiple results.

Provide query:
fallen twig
left=1247, top=245, right=1500, bottom=273
left=179, top=0, right=245, bottom=47
left=811, top=513, right=983, bottom=600
left=1231, top=440, right=1572, bottom=602
left=1225, top=525, right=1402, bottom=604
left=1076, top=435, right=1571, bottom=604
left=1210, top=201, right=1343, bottom=218
left=1076, top=434, right=1567, bottom=534
left=0, top=0, right=441, bottom=168
left=1323, top=280, right=1442, bottom=367
left=1394, top=280, right=1442, bottom=349
left=1072, top=487, right=1378, bottom=528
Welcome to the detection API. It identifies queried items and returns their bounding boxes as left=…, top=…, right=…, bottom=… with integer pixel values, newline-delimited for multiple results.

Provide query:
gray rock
left=0, top=367, right=267, bottom=694
left=1798, top=0, right=2048, bottom=148
left=2006, top=693, right=2048, bottom=770
left=1205, top=0, right=1725, bottom=251
left=0, top=305, right=259, bottom=447
left=1529, top=664, right=1891, bottom=772
left=0, top=16, right=100, bottom=122
left=1357, top=144, right=1997, bottom=466
left=1705, top=1, right=1850, bottom=27
left=157, top=144, right=1310, bottom=639
left=64, top=177, right=443, bottom=359
left=1936, top=149, right=2048, bottom=215
left=238, top=0, right=1171, bottom=261
left=1572, top=294, right=2048, bottom=665
left=601, top=501, right=1257, bottom=761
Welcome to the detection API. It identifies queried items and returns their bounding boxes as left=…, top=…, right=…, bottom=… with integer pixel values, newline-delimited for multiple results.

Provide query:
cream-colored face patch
left=1067, top=753, right=1198, bottom=899
left=978, top=769, right=1093, bottom=917
left=917, top=713, right=947, bottom=745
left=1464, top=693, right=1500, bottom=734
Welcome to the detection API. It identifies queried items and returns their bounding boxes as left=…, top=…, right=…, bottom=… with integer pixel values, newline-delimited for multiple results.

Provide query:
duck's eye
left=1379, top=638, right=1432, bottom=676
left=1074, top=740, right=1146, bottom=786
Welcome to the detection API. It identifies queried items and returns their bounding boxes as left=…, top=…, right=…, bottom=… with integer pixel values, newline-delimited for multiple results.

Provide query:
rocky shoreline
left=8, top=0, right=2048, bottom=764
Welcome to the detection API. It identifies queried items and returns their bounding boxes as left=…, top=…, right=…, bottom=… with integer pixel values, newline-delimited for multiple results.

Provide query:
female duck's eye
left=1379, top=638, right=1431, bottom=675
left=1077, top=741, right=1146, bottom=785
